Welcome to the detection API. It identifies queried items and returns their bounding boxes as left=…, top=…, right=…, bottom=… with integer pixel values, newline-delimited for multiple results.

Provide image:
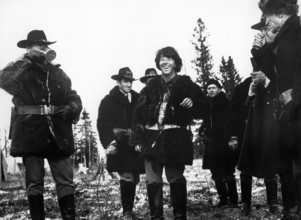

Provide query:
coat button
left=267, top=102, right=270, bottom=105
left=42, top=99, right=46, bottom=103
left=47, top=139, right=51, bottom=143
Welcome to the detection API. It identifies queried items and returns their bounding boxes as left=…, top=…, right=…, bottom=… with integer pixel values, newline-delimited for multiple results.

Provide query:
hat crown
left=145, top=68, right=157, bottom=77
left=118, top=67, right=133, bottom=78
left=27, top=30, right=48, bottom=42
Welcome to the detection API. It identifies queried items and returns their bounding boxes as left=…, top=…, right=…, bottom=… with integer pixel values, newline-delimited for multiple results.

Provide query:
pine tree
left=191, top=18, right=215, bottom=90
left=219, top=56, right=242, bottom=99
left=73, top=109, right=98, bottom=168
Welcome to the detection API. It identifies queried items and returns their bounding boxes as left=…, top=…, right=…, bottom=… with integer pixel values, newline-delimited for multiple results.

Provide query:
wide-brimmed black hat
left=17, top=30, right=56, bottom=48
left=251, top=16, right=267, bottom=30
left=140, top=68, right=158, bottom=83
left=111, top=67, right=136, bottom=81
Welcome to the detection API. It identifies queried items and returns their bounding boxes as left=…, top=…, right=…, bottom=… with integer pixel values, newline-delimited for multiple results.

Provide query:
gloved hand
left=56, top=105, right=75, bottom=122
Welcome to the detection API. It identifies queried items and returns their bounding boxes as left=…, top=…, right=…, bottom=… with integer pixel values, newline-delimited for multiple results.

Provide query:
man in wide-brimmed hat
left=97, top=67, right=144, bottom=220
left=0, top=30, right=82, bottom=219
left=140, top=68, right=158, bottom=85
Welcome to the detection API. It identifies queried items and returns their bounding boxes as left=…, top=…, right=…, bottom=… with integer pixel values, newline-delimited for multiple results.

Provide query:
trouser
left=24, top=156, right=75, bottom=220
left=24, top=156, right=74, bottom=199
left=145, top=158, right=187, bottom=219
left=211, top=169, right=238, bottom=206
left=118, top=171, right=140, bottom=214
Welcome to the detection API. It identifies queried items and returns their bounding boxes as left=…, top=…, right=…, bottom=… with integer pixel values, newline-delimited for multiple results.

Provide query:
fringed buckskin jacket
left=131, top=75, right=210, bottom=165
left=0, top=56, right=82, bottom=158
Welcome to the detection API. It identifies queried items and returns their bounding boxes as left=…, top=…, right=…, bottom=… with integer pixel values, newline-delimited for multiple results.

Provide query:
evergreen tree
left=73, top=109, right=98, bottom=168
left=219, top=56, right=242, bottom=99
left=191, top=18, right=215, bottom=89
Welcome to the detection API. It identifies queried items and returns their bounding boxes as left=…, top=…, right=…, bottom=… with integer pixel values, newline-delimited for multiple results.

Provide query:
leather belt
left=14, top=105, right=59, bottom=115
left=145, top=123, right=183, bottom=131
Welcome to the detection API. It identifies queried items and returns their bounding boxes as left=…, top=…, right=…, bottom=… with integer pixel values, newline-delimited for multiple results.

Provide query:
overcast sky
left=0, top=0, right=299, bottom=135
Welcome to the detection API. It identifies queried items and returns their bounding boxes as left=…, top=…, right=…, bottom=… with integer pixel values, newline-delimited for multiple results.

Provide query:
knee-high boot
left=214, top=180, right=228, bottom=208
left=226, top=179, right=238, bottom=206
left=28, top=195, right=45, bottom=220
left=240, top=173, right=252, bottom=216
left=279, top=173, right=297, bottom=219
left=120, top=180, right=141, bottom=220
left=58, top=194, right=76, bottom=220
left=147, top=183, right=164, bottom=220
left=294, top=175, right=301, bottom=216
left=170, top=182, right=187, bottom=220
left=264, top=177, right=279, bottom=214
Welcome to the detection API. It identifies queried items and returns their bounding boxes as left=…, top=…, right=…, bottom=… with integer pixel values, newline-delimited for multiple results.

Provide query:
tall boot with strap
left=240, top=173, right=252, bottom=216
left=147, top=183, right=164, bottom=220
left=28, top=195, right=45, bottom=220
left=170, top=181, right=187, bottom=220
left=264, top=176, right=279, bottom=214
left=58, top=194, right=76, bottom=220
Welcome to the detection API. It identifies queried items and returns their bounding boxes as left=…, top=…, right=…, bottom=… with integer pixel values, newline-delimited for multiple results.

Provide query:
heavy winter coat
left=97, top=86, right=144, bottom=173
left=131, top=75, right=210, bottom=165
left=237, top=16, right=301, bottom=177
left=0, top=57, right=82, bottom=158
left=202, top=92, right=236, bottom=174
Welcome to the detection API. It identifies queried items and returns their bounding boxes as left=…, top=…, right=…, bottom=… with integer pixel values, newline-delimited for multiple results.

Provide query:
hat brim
left=251, top=22, right=266, bottom=30
left=17, top=40, right=56, bottom=48
left=111, top=75, right=136, bottom=81
left=140, top=74, right=157, bottom=83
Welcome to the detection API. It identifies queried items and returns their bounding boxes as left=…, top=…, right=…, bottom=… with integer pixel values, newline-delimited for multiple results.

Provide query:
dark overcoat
left=97, top=86, right=144, bottom=173
left=131, top=75, right=210, bottom=166
left=202, top=92, right=236, bottom=174
left=0, top=58, right=82, bottom=158
left=238, top=16, right=301, bottom=178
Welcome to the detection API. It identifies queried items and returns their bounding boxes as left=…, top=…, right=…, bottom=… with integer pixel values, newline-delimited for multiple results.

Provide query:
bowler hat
left=111, top=67, right=136, bottom=81
left=17, top=30, right=56, bottom=48
left=140, top=68, right=158, bottom=83
left=206, top=79, right=222, bottom=89
left=251, top=17, right=267, bottom=30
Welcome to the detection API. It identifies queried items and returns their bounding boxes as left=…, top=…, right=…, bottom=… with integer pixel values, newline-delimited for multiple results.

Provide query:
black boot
left=28, top=195, right=45, bottom=220
left=264, top=177, right=279, bottom=215
left=214, top=180, right=229, bottom=208
left=170, top=182, right=187, bottom=220
left=226, top=179, right=238, bottom=207
left=240, top=173, right=252, bottom=216
left=147, top=183, right=164, bottom=220
left=279, top=173, right=297, bottom=219
left=295, top=176, right=301, bottom=216
left=120, top=180, right=141, bottom=220
left=58, top=194, right=76, bottom=220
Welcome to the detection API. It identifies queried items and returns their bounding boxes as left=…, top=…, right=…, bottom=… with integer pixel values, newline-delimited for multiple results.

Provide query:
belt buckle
left=41, top=105, right=50, bottom=115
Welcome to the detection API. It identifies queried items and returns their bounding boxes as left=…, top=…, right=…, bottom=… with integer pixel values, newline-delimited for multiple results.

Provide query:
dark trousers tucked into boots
left=264, top=177, right=279, bottom=214
left=147, top=183, right=164, bottom=220
left=226, top=180, right=238, bottom=206
left=28, top=195, right=45, bottom=220
left=58, top=194, right=76, bottom=220
left=214, top=180, right=229, bottom=208
left=120, top=180, right=137, bottom=217
left=240, top=173, right=252, bottom=216
left=170, top=182, right=187, bottom=220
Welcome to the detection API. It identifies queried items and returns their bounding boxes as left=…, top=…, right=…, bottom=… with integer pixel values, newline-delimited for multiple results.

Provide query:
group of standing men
left=1, top=0, right=301, bottom=220
left=202, top=0, right=301, bottom=220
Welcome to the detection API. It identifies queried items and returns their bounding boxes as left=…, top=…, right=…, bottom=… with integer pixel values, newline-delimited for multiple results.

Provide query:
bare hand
left=250, top=71, right=266, bottom=85
left=106, top=144, right=117, bottom=156
left=180, top=98, right=193, bottom=108
left=252, top=33, right=264, bottom=50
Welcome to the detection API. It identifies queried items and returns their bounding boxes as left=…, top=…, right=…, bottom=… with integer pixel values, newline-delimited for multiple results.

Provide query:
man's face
left=265, top=14, right=283, bottom=33
left=159, top=56, right=176, bottom=76
left=27, top=44, right=49, bottom=57
left=118, top=78, right=133, bottom=94
left=207, top=84, right=221, bottom=98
